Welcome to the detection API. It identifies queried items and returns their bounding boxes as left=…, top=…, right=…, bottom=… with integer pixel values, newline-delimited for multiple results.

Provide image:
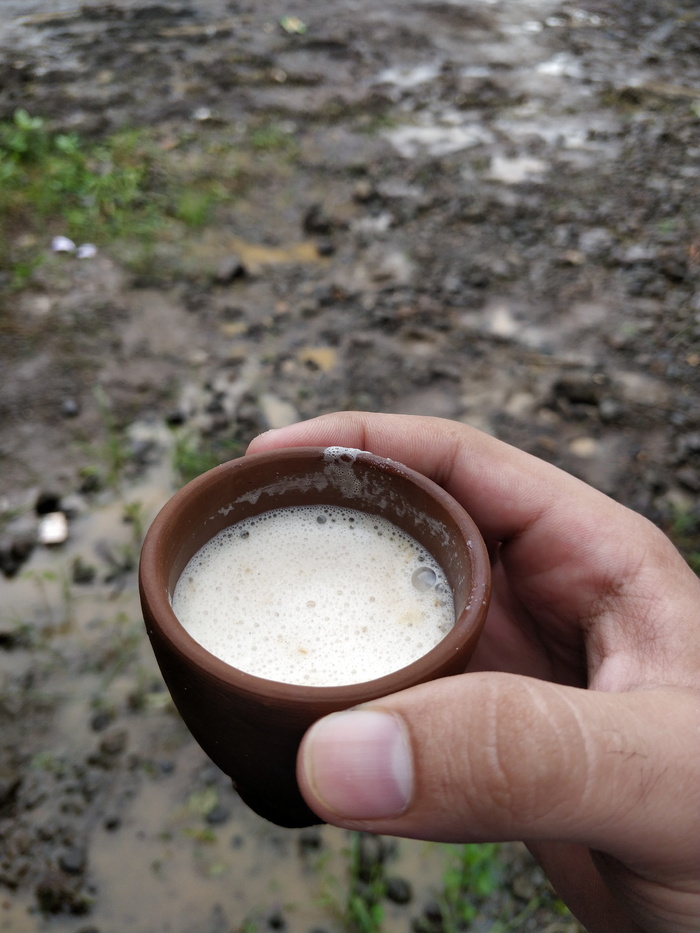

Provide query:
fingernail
left=301, top=709, right=413, bottom=820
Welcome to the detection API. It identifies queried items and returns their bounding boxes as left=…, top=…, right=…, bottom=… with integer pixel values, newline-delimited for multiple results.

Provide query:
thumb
left=297, top=673, right=700, bottom=869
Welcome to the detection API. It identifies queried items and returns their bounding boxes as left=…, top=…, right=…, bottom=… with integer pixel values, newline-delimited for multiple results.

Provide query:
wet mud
left=1, top=0, right=699, bottom=930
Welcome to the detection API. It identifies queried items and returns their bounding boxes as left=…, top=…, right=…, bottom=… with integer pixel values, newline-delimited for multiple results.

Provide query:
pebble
left=298, top=827, right=323, bottom=851
left=35, top=491, right=62, bottom=515
left=205, top=804, right=230, bottom=825
left=60, top=398, right=81, bottom=418
left=215, top=254, right=245, bottom=284
left=385, top=875, right=413, bottom=905
left=58, top=846, right=87, bottom=875
left=51, top=235, right=76, bottom=253
left=38, top=512, right=69, bottom=546
left=568, top=436, right=600, bottom=458
left=259, top=393, right=299, bottom=429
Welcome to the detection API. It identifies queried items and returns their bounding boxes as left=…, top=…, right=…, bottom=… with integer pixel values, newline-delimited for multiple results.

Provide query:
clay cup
left=138, top=447, right=491, bottom=827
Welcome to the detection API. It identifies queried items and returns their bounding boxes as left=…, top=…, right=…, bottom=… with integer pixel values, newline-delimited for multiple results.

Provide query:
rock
left=298, top=827, right=323, bottom=851
left=259, top=393, right=299, bottom=429
left=35, top=491, right=62, bottom=515
left=205, top=804, right=230, bottom=825
left=90, top=708, right=115, bottom=732
left=58, top=846, right=87, bottom=875
left=551, top=373, right=604, bottom=407
left=267, top=909, right=286, bottom=929
left=385, top=875, right=413, bottom=904
left=598, top=397, right=623, bottom=423
left=72, top=557, right=97, bottom=585
left=214, top=254, right=245, bottom=284
left=568, top=436, right=600, bottom=458
left=35, top=869, right=88, bottom=915
left=303, top=203, right=333, bottom=236
left=60, top=398, right=81, bottom=418
left=98, top=728, right=128, bottom=758
left=51, top=236, right=76, bottom=253
left=38, top=512, right=69, bottom=546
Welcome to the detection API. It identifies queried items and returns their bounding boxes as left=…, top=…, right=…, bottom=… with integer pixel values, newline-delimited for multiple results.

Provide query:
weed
left=171, top=432, right=222, bottom=485
left=0, top=110, right=242, bottom=290
left=122, top=500, right=146, bottom=546
left=436, top=843, right=503, bottom=931
left=19, top=567, right=74, bottom=632
left=92, top=611, right=142, bottom=687
left=346, top=833, right=386, bottom=933
left=174, top=188, right=214, bottom=227
left=80, top=385, right=131, bottom=490
left=171, top=430, right=244, bottom=486
left=248, top=121, right=298, bottom=157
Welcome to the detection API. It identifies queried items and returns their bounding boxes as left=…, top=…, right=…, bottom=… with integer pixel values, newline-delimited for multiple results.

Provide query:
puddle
left=0, top=456, right=527, bottom=933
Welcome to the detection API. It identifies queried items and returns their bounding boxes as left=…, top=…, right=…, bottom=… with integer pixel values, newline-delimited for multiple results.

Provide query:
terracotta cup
left=139, top=446, right=490, bottom=827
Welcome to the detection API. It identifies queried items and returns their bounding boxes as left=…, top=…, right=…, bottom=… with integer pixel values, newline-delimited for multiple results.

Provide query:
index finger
left=247, top=413, right=700, bottom=685
left=247, top=411, right=615, bottom=545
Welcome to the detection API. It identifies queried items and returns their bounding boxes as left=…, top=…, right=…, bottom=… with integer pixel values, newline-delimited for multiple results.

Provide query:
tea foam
left=171, top=505, right=454, bottom=686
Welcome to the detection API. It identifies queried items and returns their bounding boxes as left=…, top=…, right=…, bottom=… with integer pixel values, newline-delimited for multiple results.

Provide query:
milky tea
left=171, top=504, right=455, bottom=687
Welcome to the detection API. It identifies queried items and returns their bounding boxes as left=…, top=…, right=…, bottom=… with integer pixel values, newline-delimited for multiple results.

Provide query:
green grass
left=0, top=110, right=243, bottom=290
left=171, top=430, right=245, bottom=486
left=0, top=109, right=309, bottom=297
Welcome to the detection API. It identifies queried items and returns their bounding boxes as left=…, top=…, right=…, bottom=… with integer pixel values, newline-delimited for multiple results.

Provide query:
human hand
left=247, top=412, right=700, bottom=933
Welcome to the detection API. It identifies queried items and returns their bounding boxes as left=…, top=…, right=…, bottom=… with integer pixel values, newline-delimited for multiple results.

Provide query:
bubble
left=317, top=514, right=327, bottom=524
left=412, top=565, right=438, bottom=592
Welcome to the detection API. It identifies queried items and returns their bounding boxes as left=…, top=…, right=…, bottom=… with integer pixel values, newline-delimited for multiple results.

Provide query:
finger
left=249, top=413, right=700, bottom=686
left=248, top=411, right=588, bottom=544
left=297, top=673, right=700, bottom=871
left=526, top=841, right=644, bottom=933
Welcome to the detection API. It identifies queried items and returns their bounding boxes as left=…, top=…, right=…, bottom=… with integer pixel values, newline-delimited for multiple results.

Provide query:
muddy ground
left=0, top=1, right=699, bottom=931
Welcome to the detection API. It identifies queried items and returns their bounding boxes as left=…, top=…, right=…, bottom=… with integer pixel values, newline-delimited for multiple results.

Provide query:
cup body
left=139, top=446, right=490, bottom=827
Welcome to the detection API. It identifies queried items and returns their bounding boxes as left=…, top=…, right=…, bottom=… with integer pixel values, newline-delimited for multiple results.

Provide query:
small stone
left=598, top=397, right=623, bottom=423
left=298, top=827, right=322, bottom=851
left=76, top=243, right=97, bottom=259
left=568, top=436, right=599, bottom=458
left=303, top=203, right=332, bottom=236
left=422, top=897, right=443, bottom=922
left=51, top=235, right=76, bottom=253
left=259, top=393, right=299, bottom=430
left=206, top=804, right=230, bottom=825
left=215, top=254, right=245, bottom=284
left=61, top=398, right=80, bottom=418
left=58, top=846, right=87, bottom=876
left=35, top=491, right=62, bottom=515
left=353, top=179, right=374, bottom=202
left=385, top=876, right=413, bottom=905
left=10, top=531, right=36, bottom=566
left=98, top=728, right=128, bottom=757
left=72, top=557, right=96, bottom=585
left=38, top=512, right=68, bottom=546
left=267, top=909, right=286, bottom=929
left=90, top=708, right=114, bottom=732
left=551, top=374, right=602, bottom=407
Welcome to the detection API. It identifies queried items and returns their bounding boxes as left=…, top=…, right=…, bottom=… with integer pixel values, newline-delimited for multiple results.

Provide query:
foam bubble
left=171, top=505, right=454, bottom=686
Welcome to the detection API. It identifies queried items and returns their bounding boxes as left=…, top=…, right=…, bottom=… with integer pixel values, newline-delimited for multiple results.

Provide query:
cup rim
left=139, top=446, right=490, bottom=706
